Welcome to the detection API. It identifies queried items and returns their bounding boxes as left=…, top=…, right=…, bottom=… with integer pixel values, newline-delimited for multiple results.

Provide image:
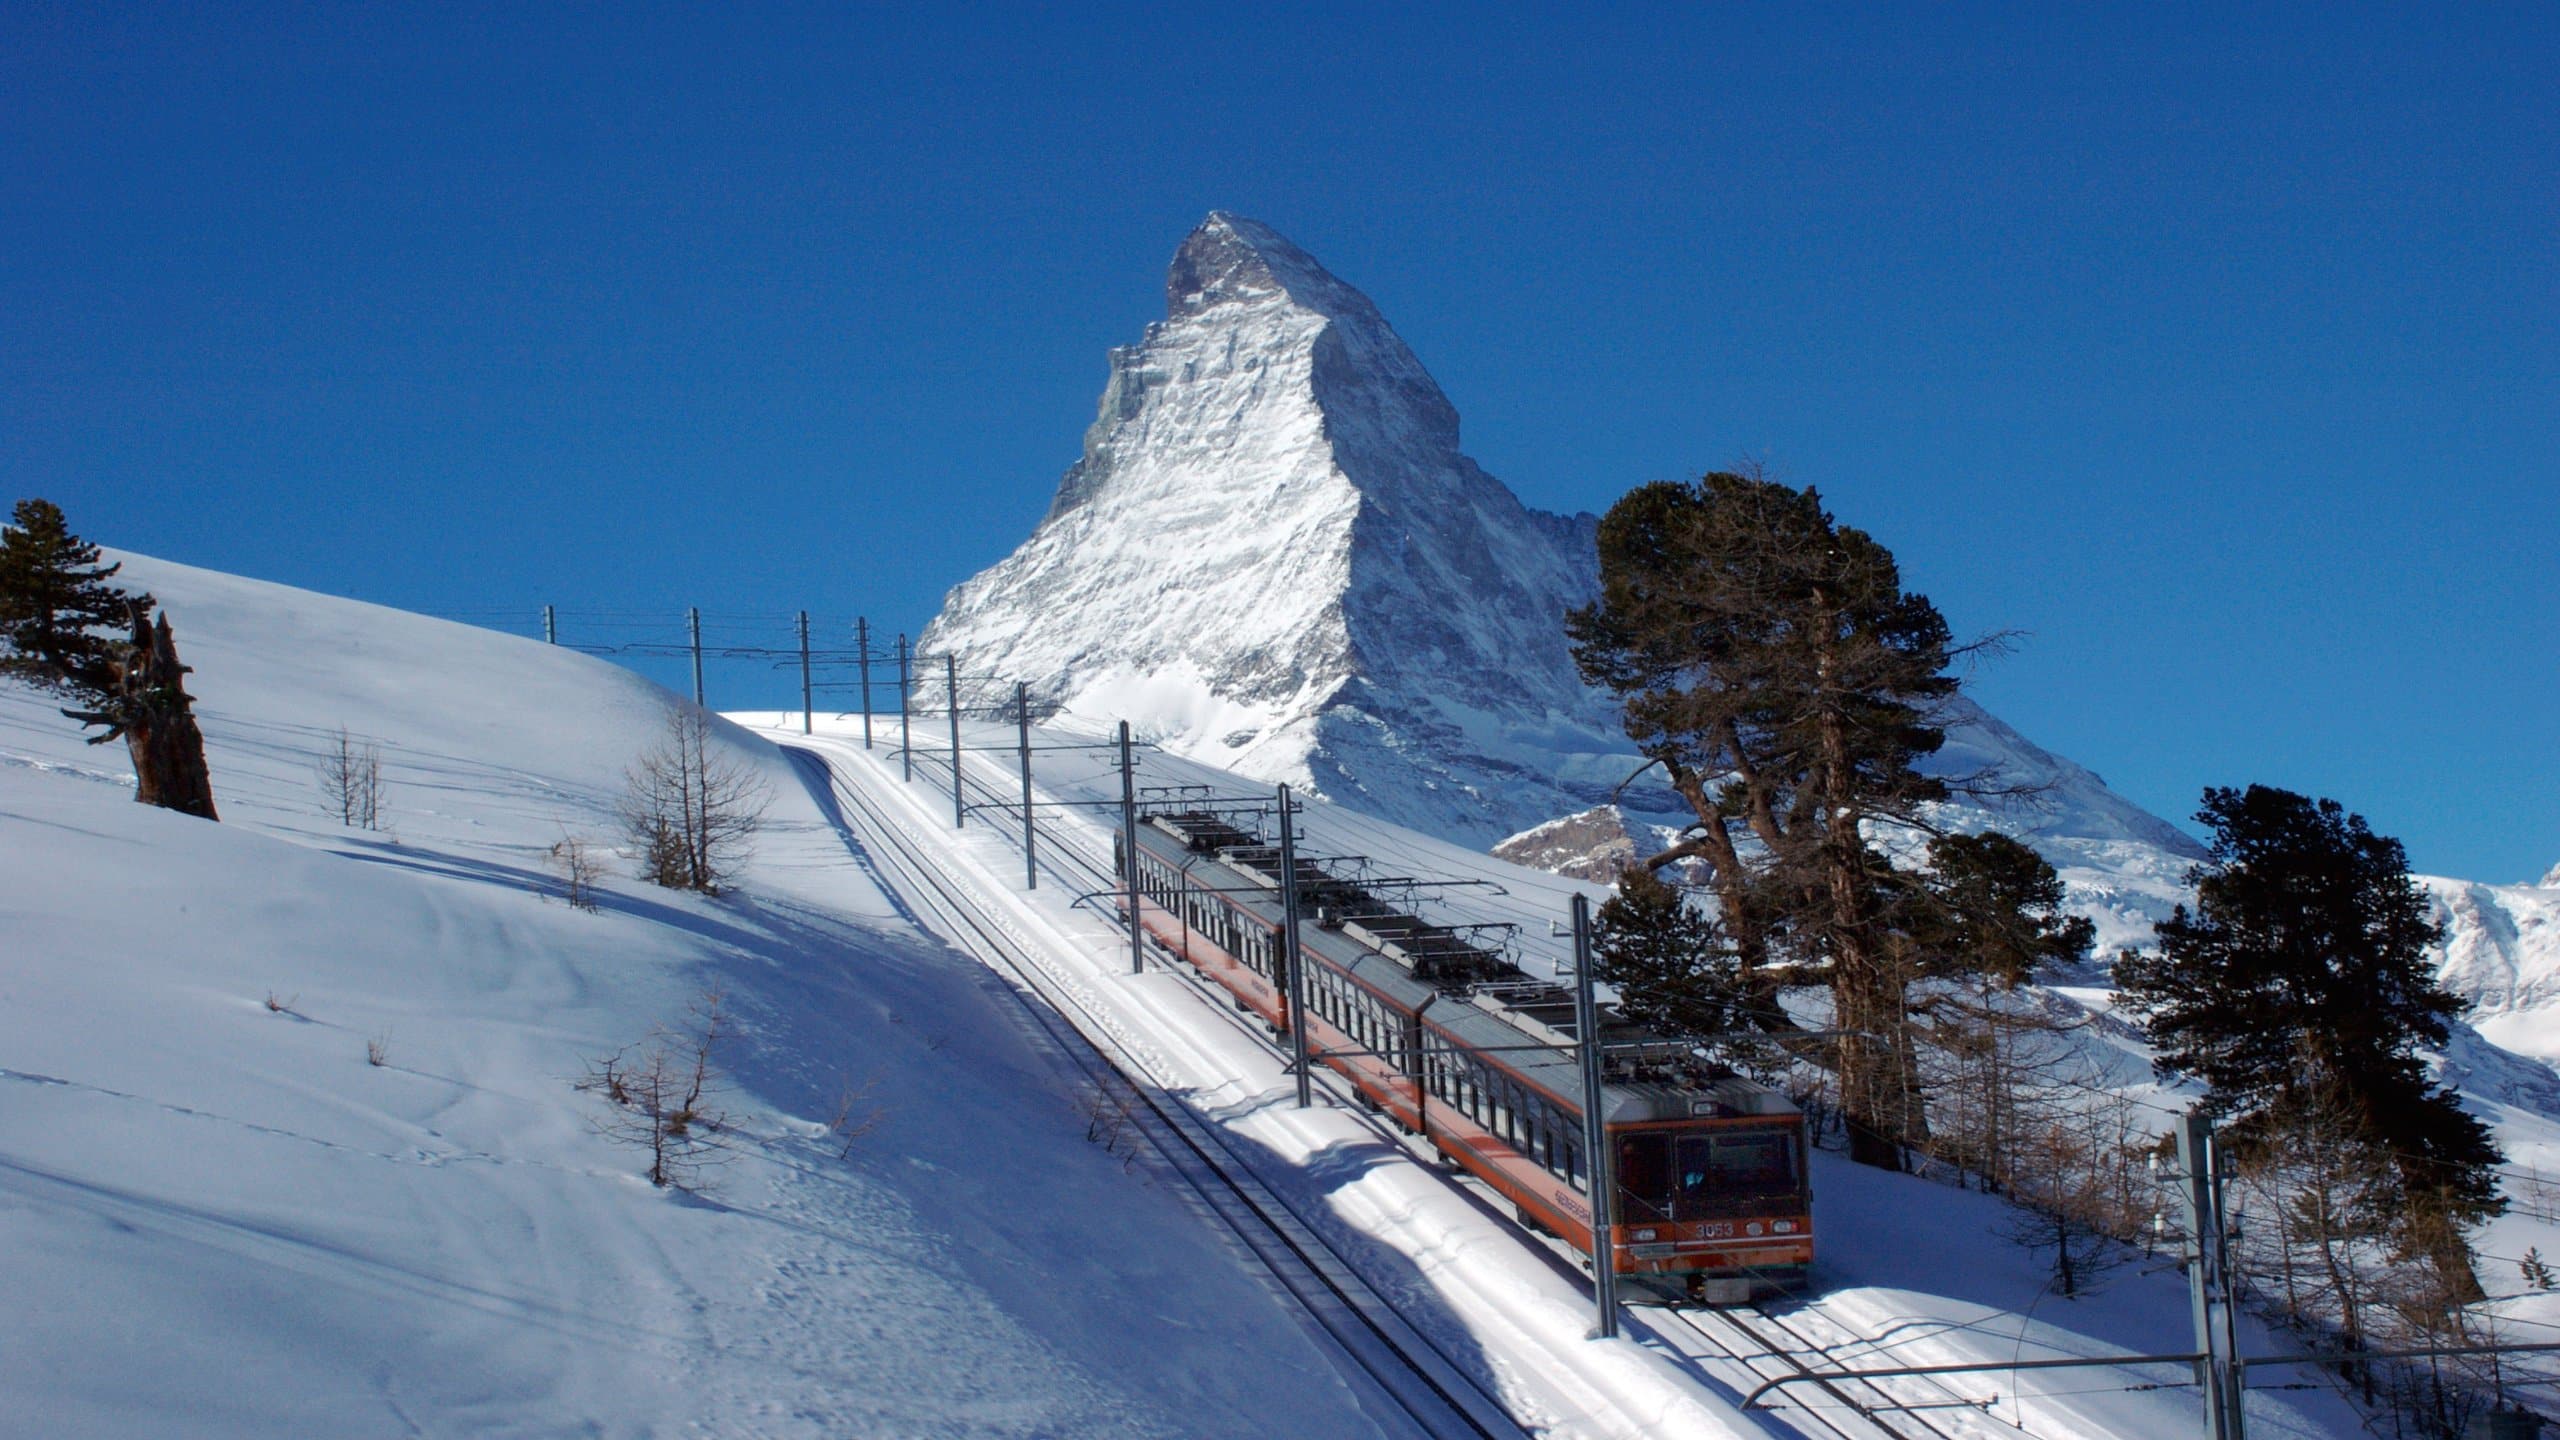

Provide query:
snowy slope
left=0, top=553, right=1415, bottom=1438
left=920, top=212, right=2208, bottom=950
left=2429, top=870, right=2560, bottom=1062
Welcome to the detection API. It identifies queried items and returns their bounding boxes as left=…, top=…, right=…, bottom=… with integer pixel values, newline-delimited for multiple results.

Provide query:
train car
left=1117, top=807, right=1812, bottom=1302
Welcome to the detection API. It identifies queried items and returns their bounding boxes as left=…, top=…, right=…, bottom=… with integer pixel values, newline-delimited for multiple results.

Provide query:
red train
left=1119, top=807, right=1812, bottom=1302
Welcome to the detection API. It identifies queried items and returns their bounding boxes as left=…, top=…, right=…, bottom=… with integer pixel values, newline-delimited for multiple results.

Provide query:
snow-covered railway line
left=789, top=742, right=1530, bottom=1440
left=1646, top=1305, right=2007, bottom=1440
left=903, top=741, right=1988, bottom=1436
left=912, top=737, right=2088, bottom=1440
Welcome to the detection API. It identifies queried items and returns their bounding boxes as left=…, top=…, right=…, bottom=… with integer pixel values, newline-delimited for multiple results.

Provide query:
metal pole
left=687, top=607, right=704, bottom=709
left=1571, top=893, right=1620, bottom=1338
left=2179, top=1111, right=2236, bottom=1440
left=946, top=654, right=962, bottom=829
left=797, top=610, right=812, bottom=735
left=2211, top=1127, right=2248, bottom=1440
left=856, top=617, right=872, bottom=750
left=1278, top=784, right=1312, bottom=1109
left=1121, top=721, right=1142, bottom=975
left=542, top=604, right=555, bottom=644
left=1016, top=682, right=1037, bottom=890
left=897, top=634, right=912, bottom=782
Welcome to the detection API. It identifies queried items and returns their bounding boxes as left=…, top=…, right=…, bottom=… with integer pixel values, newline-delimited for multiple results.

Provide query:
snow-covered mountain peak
left=927, top=215, right=1611, bottom=839
left=1163, top=211, right=1461, bottom=453
left=925, top=214, right=2215, bottom=909
left=1170, top=211, right=1363, bottom=321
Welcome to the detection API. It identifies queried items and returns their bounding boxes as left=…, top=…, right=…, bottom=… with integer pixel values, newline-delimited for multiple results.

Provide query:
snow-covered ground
left=8, top=550, right=2553, bottom=1437
left=0, top=554, right=1412, bottom=1438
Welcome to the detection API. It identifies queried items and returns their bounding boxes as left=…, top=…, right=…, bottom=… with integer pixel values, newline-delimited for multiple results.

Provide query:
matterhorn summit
left=924, top=213, right=2206, bottom=939
left=924, top=212, right=1631, bottom=841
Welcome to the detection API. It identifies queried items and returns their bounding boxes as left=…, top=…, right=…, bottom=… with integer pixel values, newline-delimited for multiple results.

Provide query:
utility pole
left=855, top=617, right=872, bottom=750
left=2212, top=1123, right=2247, bottom=1440
left=945, top=654, right=962, bottom=829
left=1570, top=893, right=1621, bottom=1338
left=797, top=610, right=812, bottom=735
left=1278, top=784, right=1312, bottom=1109
left=1121, top=721, right=1142, bottom=975
left=896, top=634, right=912, bottom=783
left=1015, top=681, right=1036, bottom=890
left=2178, top=1110, right=2245, bottom=1440
left=687, top=607, right=704, bottom=710
left=542, top=604, right=555, bottom=645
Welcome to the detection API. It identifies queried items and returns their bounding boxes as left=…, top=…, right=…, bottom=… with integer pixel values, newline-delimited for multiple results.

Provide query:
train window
left=1672, top=1131, right=1801, bottom=1218
left=1615, top=1134, right=1674, bottom=1223
left=1713, top=1132, right=1797, bottom=1192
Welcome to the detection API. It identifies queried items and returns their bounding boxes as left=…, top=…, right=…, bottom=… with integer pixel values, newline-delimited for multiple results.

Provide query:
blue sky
left=6, top=4, right=2553, bottom=881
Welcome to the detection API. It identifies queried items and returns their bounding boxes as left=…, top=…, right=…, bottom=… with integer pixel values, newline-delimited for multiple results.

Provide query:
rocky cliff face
left=923, top=213, right=2200, bottom=880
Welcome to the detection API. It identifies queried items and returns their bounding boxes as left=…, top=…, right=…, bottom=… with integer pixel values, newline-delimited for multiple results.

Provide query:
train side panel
left=1121, top=823, right=1812, bottom=1296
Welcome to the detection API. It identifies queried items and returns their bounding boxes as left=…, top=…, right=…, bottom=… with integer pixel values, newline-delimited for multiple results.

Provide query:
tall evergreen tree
left=0, top=499, right=143, bottom=699
left=0, top=499, right=218, bottom=819
left=2113, top=784, right=2500, bottom=1303
left=1570, top=472, right=2065, bottom=1169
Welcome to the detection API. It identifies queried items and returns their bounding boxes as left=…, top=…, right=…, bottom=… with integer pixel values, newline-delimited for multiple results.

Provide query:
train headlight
left=1631, top=1228, right=1658, bottom=1243
left=1773, top=1221, right=1795, bottom=1234
left=1747, top=1222, right=1765, bottom=1237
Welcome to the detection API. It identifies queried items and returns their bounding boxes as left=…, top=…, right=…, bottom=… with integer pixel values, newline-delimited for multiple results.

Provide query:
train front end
left=1605, top=1079, right=1812, bottom=1303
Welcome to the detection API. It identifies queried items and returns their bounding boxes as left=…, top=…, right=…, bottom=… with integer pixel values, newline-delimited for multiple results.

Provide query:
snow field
left=0, top=553, right=1424, bottom=1438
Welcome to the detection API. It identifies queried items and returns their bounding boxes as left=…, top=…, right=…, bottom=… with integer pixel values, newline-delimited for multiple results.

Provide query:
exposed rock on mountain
left=1487, top=806, right=1640, bottom=884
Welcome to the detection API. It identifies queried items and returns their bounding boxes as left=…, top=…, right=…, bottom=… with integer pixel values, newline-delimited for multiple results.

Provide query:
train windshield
left=1617, top=1128, right=1801, bottom=1223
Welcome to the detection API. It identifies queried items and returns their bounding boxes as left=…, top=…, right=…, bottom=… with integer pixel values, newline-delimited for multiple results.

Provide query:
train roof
left=1133, top=811, right=1798, bottom=1127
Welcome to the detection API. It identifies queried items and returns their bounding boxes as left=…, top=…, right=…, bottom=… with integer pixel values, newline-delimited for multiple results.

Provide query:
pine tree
left=0, top=499, right=218, bottom=819
left=1590, top=865, right=1758, bottom=1040
left=1570, top=471, right=2056, bottom=1169
left=2113, top=784, right=2501, bottom=1304
left=1907, top=832, right=2096, bottom=989
left=0, top=499, right=144, bottom=700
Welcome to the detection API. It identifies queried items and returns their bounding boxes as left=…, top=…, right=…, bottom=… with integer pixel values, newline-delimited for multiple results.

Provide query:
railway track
left=787, top=739, right=1529, bottom=1440
left=1643, top=1303, right=2019, bottom=1440
left=834, top=731, right=2096, bottom=1440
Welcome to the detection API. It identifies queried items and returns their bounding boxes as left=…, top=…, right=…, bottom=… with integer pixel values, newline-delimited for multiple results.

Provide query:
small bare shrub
left=365, top=1029, right=392, bottom=1067
left=577, top=991, right=733, bottom=1191
left=548, top=831, right=602, bottom=911
left=264, top=990, right=301, bottom=1017
left=1078, top=1075, right=1144, bottom=1172
left=826, top=1078, right=885, bottom=1160
left=317, top=725, right=383, bottom=829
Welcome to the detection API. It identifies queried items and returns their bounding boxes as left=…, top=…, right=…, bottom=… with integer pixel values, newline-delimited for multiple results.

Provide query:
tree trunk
left=120, top=610, right=218, bottom=820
